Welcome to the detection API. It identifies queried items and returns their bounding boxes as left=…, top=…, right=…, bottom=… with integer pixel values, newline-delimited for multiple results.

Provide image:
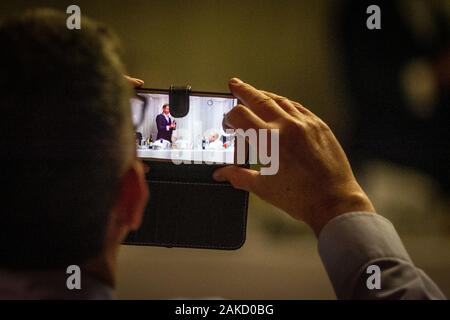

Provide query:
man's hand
left=213, top=78, right=375, bottom=236
left=124, top=75, right=144, bottom=87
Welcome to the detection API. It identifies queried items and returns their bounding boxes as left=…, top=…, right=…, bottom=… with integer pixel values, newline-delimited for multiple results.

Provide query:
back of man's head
left=0, top=9, right=133, bottom=269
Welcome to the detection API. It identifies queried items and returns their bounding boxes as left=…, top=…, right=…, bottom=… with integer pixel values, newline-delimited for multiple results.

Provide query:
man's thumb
left=213, top=166, right=259, bottom=193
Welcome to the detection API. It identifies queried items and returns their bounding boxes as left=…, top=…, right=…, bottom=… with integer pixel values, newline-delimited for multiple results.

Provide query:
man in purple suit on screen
left=156, top=104, right=176, bottom=142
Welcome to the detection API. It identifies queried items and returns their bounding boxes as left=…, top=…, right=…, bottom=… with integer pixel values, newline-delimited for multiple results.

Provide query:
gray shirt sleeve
left=318, top=212, right=446, bottom=300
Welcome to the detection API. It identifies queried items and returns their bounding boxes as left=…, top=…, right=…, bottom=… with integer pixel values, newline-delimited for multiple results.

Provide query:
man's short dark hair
left=0, top=9, right=133, bottom=269
left=162, top=104, right=169, bottom=110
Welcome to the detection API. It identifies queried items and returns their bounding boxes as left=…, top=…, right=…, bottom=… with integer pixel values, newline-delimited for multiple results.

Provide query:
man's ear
left=113, top=160, right=149, bottom=231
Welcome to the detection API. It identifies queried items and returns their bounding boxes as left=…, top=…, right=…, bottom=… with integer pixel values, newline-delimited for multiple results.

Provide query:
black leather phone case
left=124, top=161, right=249, bottom=249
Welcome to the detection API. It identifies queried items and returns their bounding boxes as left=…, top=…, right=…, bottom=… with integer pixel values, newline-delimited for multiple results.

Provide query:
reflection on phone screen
left=131, top=93, right=237, bottom=164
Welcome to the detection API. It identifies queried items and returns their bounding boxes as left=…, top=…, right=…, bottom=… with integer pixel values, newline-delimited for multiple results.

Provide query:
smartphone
left=124, top=88, right=249, bottom=250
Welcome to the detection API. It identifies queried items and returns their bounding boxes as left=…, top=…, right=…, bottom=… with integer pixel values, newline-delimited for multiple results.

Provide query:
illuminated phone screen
left=131, top=92, right=237, bottom=164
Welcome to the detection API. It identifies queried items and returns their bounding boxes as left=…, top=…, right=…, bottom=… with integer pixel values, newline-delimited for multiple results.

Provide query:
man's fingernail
left=229, top=78, right=243, bottom=85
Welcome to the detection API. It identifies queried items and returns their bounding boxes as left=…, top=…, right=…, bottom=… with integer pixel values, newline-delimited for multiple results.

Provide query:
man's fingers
left=223, top=104, right=267, bottom=131
left=213, top=166, right=260, bottom=193
left=228, top=78, right=286, bottom=122
left=260, top=90, right=303, bottom=118
left=142, top=162, right=150, bottom=174
left=223, top=105, right=266, bottom=163
left=124, top=75, right=144, bottom=87
left=260, top=90, right=314, bottom=117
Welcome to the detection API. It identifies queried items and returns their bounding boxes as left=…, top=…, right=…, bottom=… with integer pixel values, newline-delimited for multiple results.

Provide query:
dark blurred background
left=1, top=0, right=449, bottom=299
